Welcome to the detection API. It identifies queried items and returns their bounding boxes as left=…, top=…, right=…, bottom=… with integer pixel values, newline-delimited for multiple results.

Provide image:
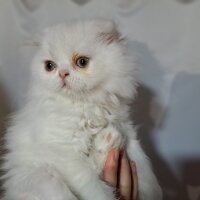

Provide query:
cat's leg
left=4, top=165, right=78, bottom=200
left=125, top=128, right=163, bottom=200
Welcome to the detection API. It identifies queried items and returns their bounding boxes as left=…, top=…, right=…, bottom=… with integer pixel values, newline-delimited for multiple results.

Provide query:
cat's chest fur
left=27, top=96, right=121, bottom=159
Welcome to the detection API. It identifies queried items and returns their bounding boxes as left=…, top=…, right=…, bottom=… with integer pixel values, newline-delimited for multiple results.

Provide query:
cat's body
left=2, top=19, right=162, bottom=200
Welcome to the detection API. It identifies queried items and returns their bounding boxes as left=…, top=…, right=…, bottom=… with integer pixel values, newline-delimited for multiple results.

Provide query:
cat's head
left=31, top=19, right=137, bottom=103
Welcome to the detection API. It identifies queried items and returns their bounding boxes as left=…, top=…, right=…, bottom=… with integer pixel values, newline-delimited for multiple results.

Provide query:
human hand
left=102, top=149, right=138, bottom=200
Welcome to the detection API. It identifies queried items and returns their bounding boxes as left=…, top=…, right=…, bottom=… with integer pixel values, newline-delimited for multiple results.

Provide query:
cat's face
left=31, top=19, right=136, bottom=102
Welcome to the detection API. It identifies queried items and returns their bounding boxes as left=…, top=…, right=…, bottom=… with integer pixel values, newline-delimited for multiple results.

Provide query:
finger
left=119, top=151, right=132, bottom=200
left=130, top=161, right=138, bottom=200
left=103, top=148, right=119, bottom=187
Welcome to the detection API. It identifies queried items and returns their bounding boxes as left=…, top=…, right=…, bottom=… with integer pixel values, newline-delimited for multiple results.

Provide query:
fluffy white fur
left=2, top=19, right=162, bottom=200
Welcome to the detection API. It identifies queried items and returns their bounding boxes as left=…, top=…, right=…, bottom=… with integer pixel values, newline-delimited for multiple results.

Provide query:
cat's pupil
left=80, top=59, right=87, bottom=66
left=47, top=63, right=52, bottom=69
left=80, top=59, right=86, bottom=65
left=76, top=57, right=89, bottom=68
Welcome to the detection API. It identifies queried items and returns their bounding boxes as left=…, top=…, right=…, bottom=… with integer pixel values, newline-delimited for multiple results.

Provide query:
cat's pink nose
left=59, top=69, right=69, bottom=80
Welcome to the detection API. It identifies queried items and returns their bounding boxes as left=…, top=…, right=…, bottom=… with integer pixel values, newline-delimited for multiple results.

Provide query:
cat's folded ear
left=95, top=19, right=123, bottom=44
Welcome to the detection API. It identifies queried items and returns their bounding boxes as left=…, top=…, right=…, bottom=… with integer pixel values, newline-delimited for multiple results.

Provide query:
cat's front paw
left=94, top=126, right=125, bottom=154
left=91, top=126, right=125, bottom=171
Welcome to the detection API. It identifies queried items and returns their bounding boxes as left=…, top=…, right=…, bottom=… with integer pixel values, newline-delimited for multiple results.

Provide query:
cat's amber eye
left=76, top=57, right=89, bottom=68
left=44, top=60, right=57, bottom=72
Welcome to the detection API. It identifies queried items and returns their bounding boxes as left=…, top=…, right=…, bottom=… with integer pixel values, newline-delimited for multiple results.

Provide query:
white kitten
left=2, top=19, right=162, bottom=200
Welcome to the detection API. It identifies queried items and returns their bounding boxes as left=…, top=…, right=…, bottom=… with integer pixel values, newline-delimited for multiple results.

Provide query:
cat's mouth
left=61, top=81, right=70, bottom=90
left=62, top=82, right=67, bottom=88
